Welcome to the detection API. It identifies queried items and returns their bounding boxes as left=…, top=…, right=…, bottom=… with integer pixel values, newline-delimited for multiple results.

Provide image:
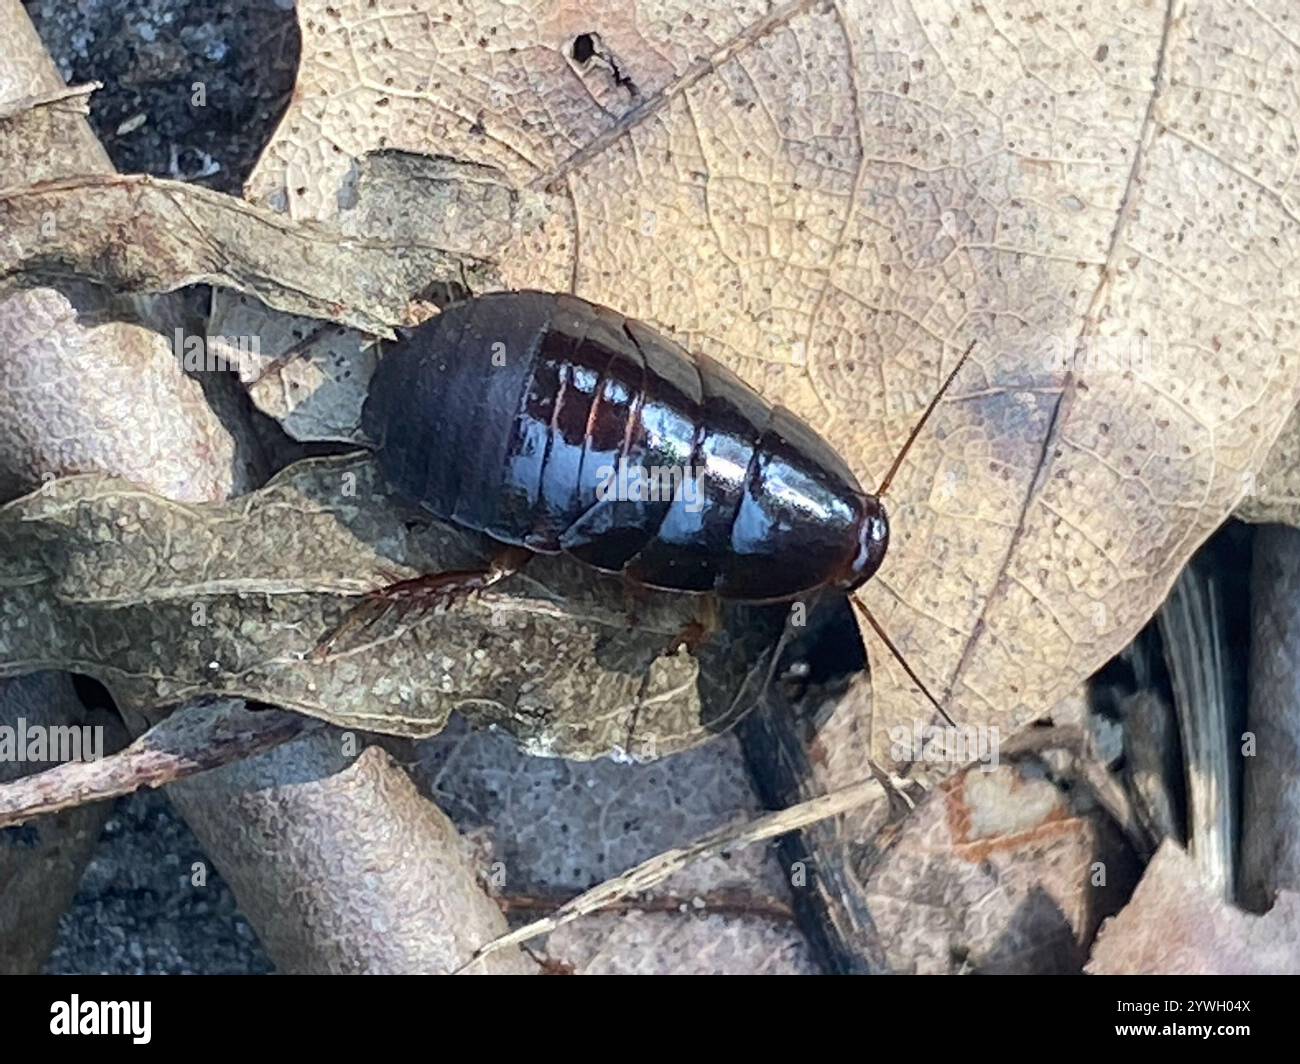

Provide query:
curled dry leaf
left=0, top=81, right=96, bottom=123
left=0, top=6, right=112, bottom=185
left=209, top=151, right=568, bottom=442
left=0, top=287, right=240, bottom=503
left=232, top=0, right=1300, bottom=757
left=0, top=454, right=783, bottom=760
left=208, top=299, right=377, bottom=444
left=169, top=739, right=536, bottom=974
left=0, top=174, right=494, bottom=337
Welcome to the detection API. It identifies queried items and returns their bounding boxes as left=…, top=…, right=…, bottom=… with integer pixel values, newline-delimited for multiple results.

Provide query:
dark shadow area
left=24, top=0, right=300, bottom=193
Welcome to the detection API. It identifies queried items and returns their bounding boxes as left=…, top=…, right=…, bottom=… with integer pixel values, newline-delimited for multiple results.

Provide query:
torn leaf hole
left=572, top=33, right=597, bottom=64
left=567, top=31, right=639, bottom=98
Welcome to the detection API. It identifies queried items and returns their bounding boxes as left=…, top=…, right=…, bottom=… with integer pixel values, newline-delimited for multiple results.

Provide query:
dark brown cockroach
left=335, top=290, right=974, bottom=722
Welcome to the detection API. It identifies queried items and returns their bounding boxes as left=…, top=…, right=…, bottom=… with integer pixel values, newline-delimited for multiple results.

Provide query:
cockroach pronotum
left=327, top=290, right=974, bottom=724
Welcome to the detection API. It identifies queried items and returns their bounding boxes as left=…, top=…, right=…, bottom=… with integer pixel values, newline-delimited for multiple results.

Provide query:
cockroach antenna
left=856, top=337, right=979, bottom=728
left=849, top=595, right=956, bottom=728
left=875, top=338, right=979, bottom=498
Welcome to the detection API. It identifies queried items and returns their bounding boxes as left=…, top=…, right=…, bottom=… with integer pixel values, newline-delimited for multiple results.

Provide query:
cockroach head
left=844, top=495, right=889, bottom=591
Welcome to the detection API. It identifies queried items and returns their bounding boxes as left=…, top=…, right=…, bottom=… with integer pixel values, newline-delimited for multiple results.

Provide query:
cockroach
left=332, top=290, right=974, bottom=723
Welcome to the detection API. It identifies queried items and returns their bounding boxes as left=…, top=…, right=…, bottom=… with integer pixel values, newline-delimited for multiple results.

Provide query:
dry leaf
left=0, top=4, right=111, bottom=183
left=0, top=286, right=240, bottom=503
left=411, top=719, right=815, bottom=973
left=1239, top=405, right=1300, bottom=523
left=0, top=174, right=493, bottom=337
left=0, top=454, right=783, bottom=759
left=1087, top=841, right=1300, bottom=974
left=169, top=740, right=535, bottom=974
left=209, top=301, right=376, bottom=443
left=233, top=0, right=1300, bottom=756
left=865, top=753, right=1139, bottom=973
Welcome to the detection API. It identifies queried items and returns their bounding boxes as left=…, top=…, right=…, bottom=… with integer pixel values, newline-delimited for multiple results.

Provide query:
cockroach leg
left=311, top=595, right=381, bottom=660
left=365, top=545, right=533, bottom=615
left=312, top=546, right=533, bottom=660
left=666, top=594, right=722, bottom=655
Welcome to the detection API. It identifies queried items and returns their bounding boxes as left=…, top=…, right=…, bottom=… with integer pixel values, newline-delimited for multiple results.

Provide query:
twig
left=496, top=889, right=795, bottom=923
left=0, top=698, right=312, bottom=828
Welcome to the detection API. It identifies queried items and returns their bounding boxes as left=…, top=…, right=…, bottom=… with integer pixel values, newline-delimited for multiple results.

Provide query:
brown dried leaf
left=0, top=174, right=494, bottom=337
left=0, top=454, right=781, bottom=760
left=1087, top=841, right=1300, bottom=974
left=865, top=754, right=1139, bottom=973
left=209, top=150, right=569, bottom=441
left=239, top=0, right=1300, bottom=754
left=208, top=298, right=376, bottom=443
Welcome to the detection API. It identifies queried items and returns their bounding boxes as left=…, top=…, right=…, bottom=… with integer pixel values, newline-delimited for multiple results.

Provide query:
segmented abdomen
left=363, top=291, right=868, bottom=600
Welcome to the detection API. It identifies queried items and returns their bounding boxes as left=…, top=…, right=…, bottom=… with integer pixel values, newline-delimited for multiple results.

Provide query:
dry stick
left=0, top=699, right=313, bottom=829
left=497, top=890, right=795, bottom=922
left=456, top=772, right=888, bottom=972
